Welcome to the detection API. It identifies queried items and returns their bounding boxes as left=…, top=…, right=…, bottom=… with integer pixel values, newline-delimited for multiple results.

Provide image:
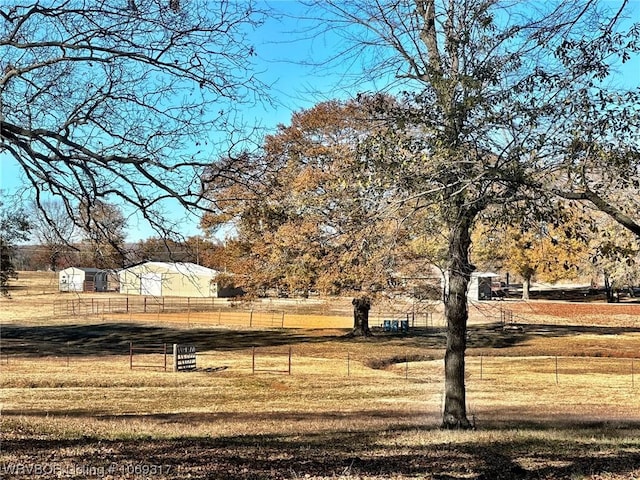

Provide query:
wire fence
left=129, top=342, right=170, bottom=371
left=53, top=296, right=224, bottom=316
left=51, top=295, right=447, bottom=330
left=1, top=339, right=638, bottom=389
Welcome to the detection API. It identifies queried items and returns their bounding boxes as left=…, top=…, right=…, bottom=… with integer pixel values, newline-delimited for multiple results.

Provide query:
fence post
left=129, top=342, right=133, bottom=370
left=252, top=346, right=256, bottom=374
left=173, top=343, right=178, bottom=372
left=164, top=343, right=167, bottom=372
left=288, top=346, right=292, bottom=375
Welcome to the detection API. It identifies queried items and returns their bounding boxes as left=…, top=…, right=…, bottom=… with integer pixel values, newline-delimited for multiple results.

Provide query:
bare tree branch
left=1, top=0, right=270, bottom=241
left=555, top=189, right=640, bottom=238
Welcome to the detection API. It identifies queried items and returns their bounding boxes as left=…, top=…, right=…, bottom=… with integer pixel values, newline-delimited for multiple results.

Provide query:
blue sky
left=248, top=0, right=640, bottom=121
left=1, top=0, right=639, bottom=242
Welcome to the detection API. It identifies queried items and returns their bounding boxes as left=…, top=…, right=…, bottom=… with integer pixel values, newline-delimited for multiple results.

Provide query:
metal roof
left=125, top=261, right=219, bottom=276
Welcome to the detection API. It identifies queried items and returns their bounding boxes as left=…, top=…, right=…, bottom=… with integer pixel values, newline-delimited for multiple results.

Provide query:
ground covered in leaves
left=3, top=416, right=640, bottom=479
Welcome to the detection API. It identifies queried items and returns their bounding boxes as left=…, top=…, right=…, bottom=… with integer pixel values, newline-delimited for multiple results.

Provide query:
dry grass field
left=2, top=271, right=640, bottom=479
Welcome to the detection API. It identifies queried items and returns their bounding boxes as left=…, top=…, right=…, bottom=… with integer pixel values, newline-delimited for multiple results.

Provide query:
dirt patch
left=508, top=302, right=640, bottom=319
left=364, top=353, right=436, bottom=370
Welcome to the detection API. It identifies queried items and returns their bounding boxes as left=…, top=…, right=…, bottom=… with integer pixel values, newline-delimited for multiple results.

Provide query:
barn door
left=140, top=273, right=162, bottom=296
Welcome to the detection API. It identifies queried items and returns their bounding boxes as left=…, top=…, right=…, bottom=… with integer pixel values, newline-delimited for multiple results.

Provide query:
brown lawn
left=1, top=272, right=640, bottom=479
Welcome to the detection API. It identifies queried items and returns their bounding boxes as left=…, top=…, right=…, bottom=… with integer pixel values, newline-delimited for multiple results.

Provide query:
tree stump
left=350, top=295, right=371, bottom=337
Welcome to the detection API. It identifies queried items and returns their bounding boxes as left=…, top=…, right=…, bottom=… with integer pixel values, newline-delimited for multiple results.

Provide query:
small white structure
left=468, top=272, right=500, bottom=301
left=59, top=267, right=109, bottom=292
left=441, top=271, right=501, bottom=301
left=118, top=262, right=220, bottom=298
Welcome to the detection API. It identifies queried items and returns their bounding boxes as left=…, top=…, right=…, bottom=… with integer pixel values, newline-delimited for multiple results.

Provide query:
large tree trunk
left=522, top=275, right=531, bottom=301
left=442, top=216, right=474, bottom=430
left=350, top=295, right=371, bottom=337
left=604, top=273, right=614, bottom=303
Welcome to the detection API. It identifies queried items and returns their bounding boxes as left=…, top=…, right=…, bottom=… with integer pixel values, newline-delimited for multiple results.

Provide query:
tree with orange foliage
left=473, top=204, right=591, bottom=300
left=201, top=96, right=415, bottom=332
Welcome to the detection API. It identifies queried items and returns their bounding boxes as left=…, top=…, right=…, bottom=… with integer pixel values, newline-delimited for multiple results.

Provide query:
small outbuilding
left=441, top=271, right=501, bottom=301
left=468, top=272, right=500, bottom=301
left=59, top=267, right=111, bottom=292
left=118, top=262, right=221, bottom=298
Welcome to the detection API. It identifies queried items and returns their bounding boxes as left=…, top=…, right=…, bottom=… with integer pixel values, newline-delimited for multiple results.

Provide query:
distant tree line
left=10, top=234, right=228, bottom=273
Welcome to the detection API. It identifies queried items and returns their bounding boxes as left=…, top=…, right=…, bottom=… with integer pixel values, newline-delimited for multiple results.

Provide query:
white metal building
left=118, top=262, right=220, bottom=298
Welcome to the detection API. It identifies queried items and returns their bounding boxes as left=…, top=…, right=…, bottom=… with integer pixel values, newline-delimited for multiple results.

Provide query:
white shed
left=59, top=267, right=110, bottom=292
left=441, top=271, right=500, bottom=301
left=118, top=262, right=220, bottom=298
left=468, top=272, right=500, bottom=301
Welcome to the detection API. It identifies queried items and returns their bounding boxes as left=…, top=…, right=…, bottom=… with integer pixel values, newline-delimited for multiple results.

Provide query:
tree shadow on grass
left=368, top=322, right=640, bottom=351
left=3, top=410, right=640, bottom=479
left=0, top=323, right=347, bottom=357
left=0, top=321, right=536, bottom=359
left=3, top=321, right=639, bottom=358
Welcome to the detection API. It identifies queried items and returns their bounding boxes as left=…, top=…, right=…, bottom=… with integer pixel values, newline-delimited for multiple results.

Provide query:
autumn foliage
left=201, top=97, right=419, bottom=297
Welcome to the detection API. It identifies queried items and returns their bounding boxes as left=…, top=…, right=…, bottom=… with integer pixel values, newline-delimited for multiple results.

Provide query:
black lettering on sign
left=174, top=344, right=197, bottom=371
